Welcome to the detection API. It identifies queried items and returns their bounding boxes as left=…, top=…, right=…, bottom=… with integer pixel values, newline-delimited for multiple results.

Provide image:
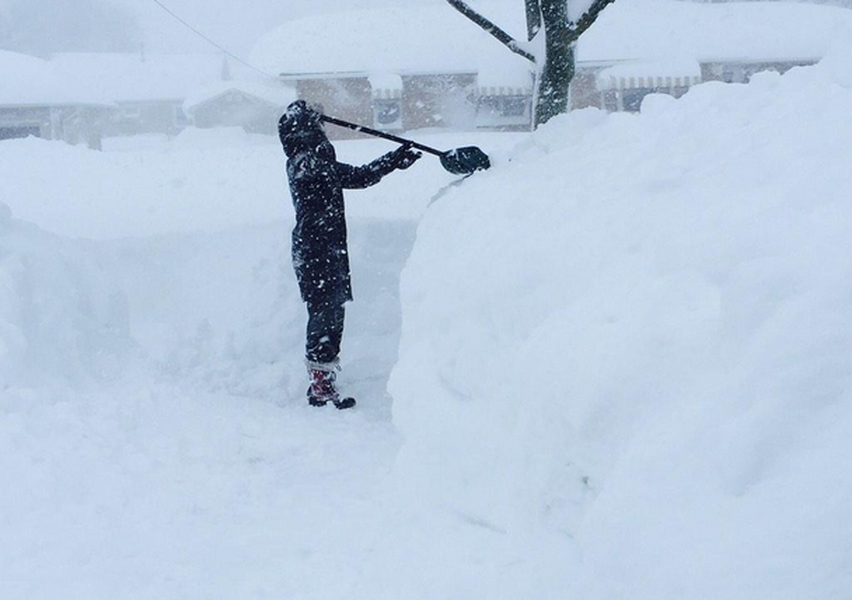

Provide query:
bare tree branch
left=567, top=0, right=618, bottom=43
left=445, top=0, right=536, bottom=63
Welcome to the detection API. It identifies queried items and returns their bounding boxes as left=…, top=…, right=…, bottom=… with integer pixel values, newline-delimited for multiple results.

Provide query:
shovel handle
left=319, top=115, right=445, bottom=158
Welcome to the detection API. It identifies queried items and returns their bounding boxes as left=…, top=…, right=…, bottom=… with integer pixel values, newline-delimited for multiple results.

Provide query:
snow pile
left=0, top=206, right=134, bottom=389
left=0, top=131, right=482, bottom=399
left=384, top=49, right=852, bottom=598
left=0, top=133, right=424, bottom=598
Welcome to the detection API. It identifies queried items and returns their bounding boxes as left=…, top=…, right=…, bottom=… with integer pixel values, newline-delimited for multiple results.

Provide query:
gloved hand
left=388, top=143, right=422, bottom=170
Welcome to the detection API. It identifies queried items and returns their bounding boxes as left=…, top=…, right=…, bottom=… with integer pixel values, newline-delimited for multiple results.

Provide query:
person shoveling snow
left=278, top=100, right=422, bottom=410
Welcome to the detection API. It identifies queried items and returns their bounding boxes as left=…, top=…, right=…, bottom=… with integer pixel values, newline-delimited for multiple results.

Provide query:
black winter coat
left=282, top=127, right=397, bottom=304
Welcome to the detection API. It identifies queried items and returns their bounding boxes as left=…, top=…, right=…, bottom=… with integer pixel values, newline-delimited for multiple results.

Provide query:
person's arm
left=335, top=145, right=422, bottom=190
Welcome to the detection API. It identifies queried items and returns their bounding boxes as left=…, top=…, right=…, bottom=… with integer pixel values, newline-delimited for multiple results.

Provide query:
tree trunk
left=525, top=0, right=542, bottom=41
left=446, top=0, right=616, bottom=129
left=534, top=0, right=575, bottom=127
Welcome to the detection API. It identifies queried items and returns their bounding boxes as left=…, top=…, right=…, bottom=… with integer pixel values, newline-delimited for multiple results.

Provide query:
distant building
left=571, top=0, right=847, bottom=113
left=1, top=51, right=297, bottom=145
left=183, top=81, right=297, bottom=134
left=49, top=52, right=290, bottom=137
left=251, top=1, right=851, bottom=134
left=251, top=5, right=534, bottom=138
left=0, top=50, right=113, bottom=148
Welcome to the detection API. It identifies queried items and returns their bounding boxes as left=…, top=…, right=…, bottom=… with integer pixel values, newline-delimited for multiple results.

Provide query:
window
left=0, top=125, right=40, bottom=141
left=373, top=99, right=402, bottom=129
left=622, top=89, right=652, bottom=112
left=602, top=90, right=619, bottom=112
left=478, top=96, right=500, bottom=113
left=120, top=106, right=142, bottom=120
left=478, top=96, right=528, bottom=118
left=502, top=97, right=527, bottom=117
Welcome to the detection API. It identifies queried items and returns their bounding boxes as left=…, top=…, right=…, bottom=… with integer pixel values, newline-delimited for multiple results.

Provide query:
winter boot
left=306, top=361, right=356, bottom=410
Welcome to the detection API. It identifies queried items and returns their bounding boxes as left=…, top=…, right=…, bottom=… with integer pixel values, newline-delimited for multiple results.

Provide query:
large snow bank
left=0, top=130, right=493, bottom=397
left=0, top=205, right=134, bottom=388
left=382, top=45, right=852, bottom=598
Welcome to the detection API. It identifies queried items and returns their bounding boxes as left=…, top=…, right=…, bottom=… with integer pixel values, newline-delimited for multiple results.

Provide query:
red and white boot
left=306, top=361, right=356, bottom=410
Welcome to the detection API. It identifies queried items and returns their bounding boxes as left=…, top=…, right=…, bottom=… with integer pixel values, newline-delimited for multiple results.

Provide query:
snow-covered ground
left=0, top=127, right=523, bottom=598
left=3, top=42, right=852, bottom=599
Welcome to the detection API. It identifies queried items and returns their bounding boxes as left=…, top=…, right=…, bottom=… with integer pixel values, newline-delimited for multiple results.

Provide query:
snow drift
left=0, top=205, right=134, bottom=389
left=0, top=133, right=437, bottom=599
left=383, top=44, right=852, bottom=599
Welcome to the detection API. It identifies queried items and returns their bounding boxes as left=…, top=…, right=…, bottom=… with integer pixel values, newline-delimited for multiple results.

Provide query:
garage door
left=0, top=125, right=41, bottom=141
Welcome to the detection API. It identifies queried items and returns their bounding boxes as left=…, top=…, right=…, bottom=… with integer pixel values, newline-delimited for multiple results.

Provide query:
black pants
left=306, top=299, right=345, bottom=364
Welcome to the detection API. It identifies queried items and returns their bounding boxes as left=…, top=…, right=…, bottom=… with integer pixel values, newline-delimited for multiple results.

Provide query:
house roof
left=0, top=50, right=114, bottom=107
left=48, top=52, right=264, bottom=103
left=250, top=3, right=533, bottom=89
left=252, top=0, right=852, bottom=89
left=183, top=81, right=298, bottom=113
left=579, top=0, right=852, bottom=64
left=1, top=51, right=267, bottom=108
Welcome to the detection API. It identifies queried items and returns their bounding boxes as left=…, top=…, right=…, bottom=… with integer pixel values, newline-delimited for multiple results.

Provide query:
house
left=0, top=50, right=114, bottom=148
left=250, top=4, right=534, bottom=137
left=251, top=0, right=852, bottom=133
left=2, top=50, right=298, bottom=145
left=48, top=52, right=244, bottom=137
left=46, top=52, right=296, bottom=138
left=183, top=81, right=297, bottom=134
left=573, top=0, right=852, bottom=112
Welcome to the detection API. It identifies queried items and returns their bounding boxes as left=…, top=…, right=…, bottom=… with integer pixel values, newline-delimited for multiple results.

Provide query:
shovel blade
left=440, top=146, right=491, bottom=175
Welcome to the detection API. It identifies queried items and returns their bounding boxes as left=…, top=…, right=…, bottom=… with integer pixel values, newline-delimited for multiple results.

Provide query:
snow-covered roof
left=183, top=81, right=297, bottom=113
left=0, top=50, right=114, bottom=107
left=250, top=4, right=532, bottom=88
left=252, top=0, right=852, bottom=90
left=596, top=58, right=702, bottom=91
left=579, top=0, right=852, bottom=64
left=49, top=53, right=264, bottom=103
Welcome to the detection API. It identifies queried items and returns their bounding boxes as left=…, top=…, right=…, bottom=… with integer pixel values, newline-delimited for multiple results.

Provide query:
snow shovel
left=319, top=115, right=491, bottom=176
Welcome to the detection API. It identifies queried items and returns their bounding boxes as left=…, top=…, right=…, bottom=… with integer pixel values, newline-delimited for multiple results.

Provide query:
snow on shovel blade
left=440, top=147, right=491, bottom=175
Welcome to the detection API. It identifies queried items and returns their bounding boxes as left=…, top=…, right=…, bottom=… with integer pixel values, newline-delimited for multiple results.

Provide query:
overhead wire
left=150, top=0, right=277, bottom=80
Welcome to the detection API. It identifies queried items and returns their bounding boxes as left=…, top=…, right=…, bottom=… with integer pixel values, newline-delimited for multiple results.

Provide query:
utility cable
left=150, top=0, right=277, bottom=79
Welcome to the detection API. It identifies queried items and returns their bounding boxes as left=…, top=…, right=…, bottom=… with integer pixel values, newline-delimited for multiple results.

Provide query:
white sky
left=0, top=0, right=461, bottom=56
left=5, top=0, right=844, bottom=59
left=136, top=0, right=423, bottom=54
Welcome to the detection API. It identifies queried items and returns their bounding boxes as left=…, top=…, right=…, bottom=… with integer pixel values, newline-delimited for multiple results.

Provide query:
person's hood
left=280, top=125, right=334, bottom=160
left=279, top=100, right=335, bottom=160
